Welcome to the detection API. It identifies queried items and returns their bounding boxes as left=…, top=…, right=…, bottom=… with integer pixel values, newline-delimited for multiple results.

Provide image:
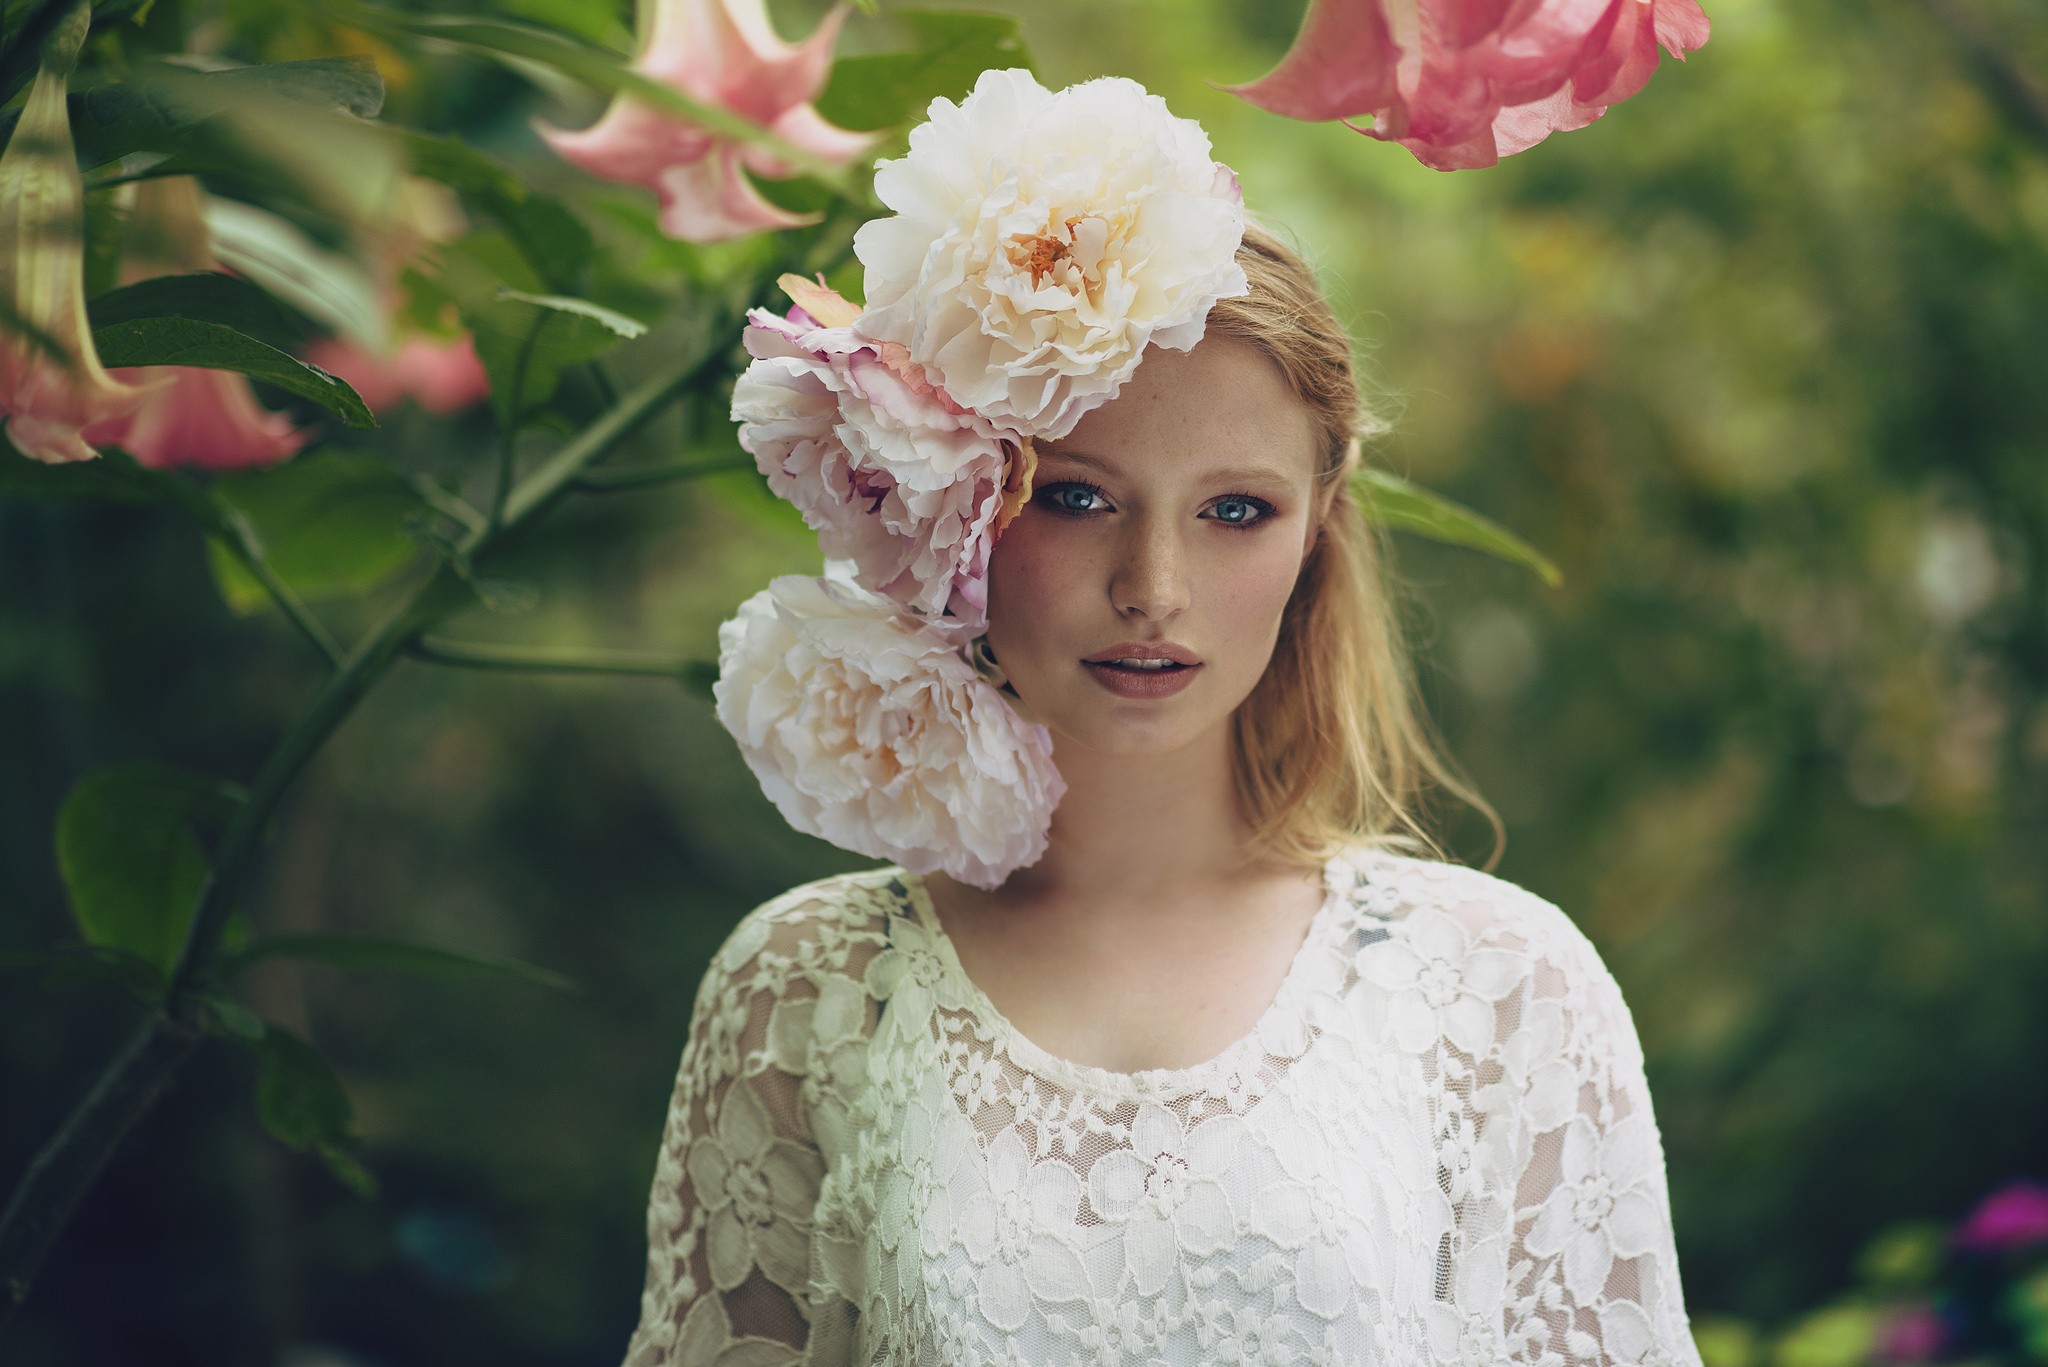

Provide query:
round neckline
left=897, top=852, right=1352, bottom=1098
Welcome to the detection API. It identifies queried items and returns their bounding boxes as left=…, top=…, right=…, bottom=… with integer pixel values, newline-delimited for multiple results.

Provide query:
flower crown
left=713, top=68, right=1249, bottom=889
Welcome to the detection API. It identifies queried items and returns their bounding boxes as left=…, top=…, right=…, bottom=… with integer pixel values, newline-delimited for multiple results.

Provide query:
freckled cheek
left=1199, top=543, right=1306, bottom=670
left=982, top=520, right=1097, bottom=668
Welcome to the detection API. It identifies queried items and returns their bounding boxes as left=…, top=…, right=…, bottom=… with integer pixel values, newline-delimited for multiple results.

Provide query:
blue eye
left=1039, top=482, right=1108, bottom=514
left=1204, top=495, right=1276, bottom=528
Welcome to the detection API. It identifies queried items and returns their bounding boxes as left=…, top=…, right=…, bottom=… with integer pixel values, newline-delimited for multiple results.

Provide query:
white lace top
left=620, top=847, right=1703, bottom=1366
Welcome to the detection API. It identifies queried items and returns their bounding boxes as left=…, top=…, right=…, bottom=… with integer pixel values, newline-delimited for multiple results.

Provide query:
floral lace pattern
left=621, top=849, right=1703, bottom=1366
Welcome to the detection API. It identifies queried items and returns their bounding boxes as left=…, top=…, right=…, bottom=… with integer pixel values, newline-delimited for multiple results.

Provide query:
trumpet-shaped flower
left=0, top=7, right=157, bottom=464
left=536, top=0, right=872, bottom=243
left=301, top=329, right=490, bottom=417
left=1226, top=0, right=1711, bottom=171
left=78, top=176, right=309, bottom=472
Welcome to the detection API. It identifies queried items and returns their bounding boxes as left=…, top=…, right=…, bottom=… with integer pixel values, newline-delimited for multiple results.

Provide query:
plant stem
left=408, top=635, right=701, bottom=679
left=488, top=311, right=551, bottom=536
left=207, top=498, right=345, bottom=667
left=0, top=336, right=721, bottom=1325
left=569, top=453, right=754, bottom=492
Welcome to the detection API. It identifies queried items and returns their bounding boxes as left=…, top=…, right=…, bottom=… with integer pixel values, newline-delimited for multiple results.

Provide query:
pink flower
left=1874, top=1303, right=1948, bottom=1363
left=731, top=280, right=1034, bottom=632
left=0, top=8, right=156, bottom=464
left=74, top=177, right=308, bottom=472
left=1225, top=0, right=1712, bottom=171
left=80, top=363, right=308, bottom=471
left=301, top=330, right=490, bottom=416
left=536, top=0, right=872, bottom=243
left=1954, top=1179, right=2048, bottom=1254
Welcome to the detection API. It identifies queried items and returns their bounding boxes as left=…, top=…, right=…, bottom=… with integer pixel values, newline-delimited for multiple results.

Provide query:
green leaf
left=1354, top=469, right=1563, bottom=588
left=0, top=57, right=388, bottom=171
left=424, top=232, right=648, bottom=423
left=87, top=270, right=317, bottom=345
left=220, top=932, right=578, bottom=992
left=494, top=287, right=647, bottom=339
left=403, top=133, right=594, bottom=295
left=255, top=1028, right=376, bottom=1195
left=203, top=197, right=386, bottom=347
left=55, top=763, right=246, bottom=973
left=202, top=451, right=431, bottom=613
left=91, top=316, right=375, bottom=429
left=198, top=992, right=265, bottom=1041
left=816, top=11, right=1032, bottom=131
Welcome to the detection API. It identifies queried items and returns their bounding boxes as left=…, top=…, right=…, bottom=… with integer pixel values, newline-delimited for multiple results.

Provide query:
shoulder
left=1337, top=845, right=1641, bottom=1063
left=1340, top=845, right=1609, bottom=977
left=699, top=866, right=910, bottom=1001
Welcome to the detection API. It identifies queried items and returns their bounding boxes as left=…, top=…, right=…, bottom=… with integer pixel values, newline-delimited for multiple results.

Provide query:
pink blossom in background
left=1226, top=0, right=1712, bottom=171
left=1954, top=1179, right=2048, bottom=1253
left=1874, top=1303, right=1948, bottom=1363
left=302, top=330, right=490, bottom=416
left=536, top=0, right=872, bottom=242
left=0, top=15, right=156, bottom=464
left=81, top=363, right=308, bottom=472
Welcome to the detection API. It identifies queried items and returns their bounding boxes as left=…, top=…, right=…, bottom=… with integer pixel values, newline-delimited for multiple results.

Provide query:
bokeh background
left=4, top=0, right=2046, bottom=1362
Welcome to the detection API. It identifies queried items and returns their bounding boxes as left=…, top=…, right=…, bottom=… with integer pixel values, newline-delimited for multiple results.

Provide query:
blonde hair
left=1210, top=222, right=1502, bottom=870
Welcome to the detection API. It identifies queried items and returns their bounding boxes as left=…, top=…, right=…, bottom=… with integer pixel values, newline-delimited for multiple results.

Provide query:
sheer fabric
left=621, top=847, right=1703, bottom=1366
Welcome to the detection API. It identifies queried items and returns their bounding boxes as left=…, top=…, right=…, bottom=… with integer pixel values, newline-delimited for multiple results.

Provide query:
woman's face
left=983, top=333, right=1324, bottom=758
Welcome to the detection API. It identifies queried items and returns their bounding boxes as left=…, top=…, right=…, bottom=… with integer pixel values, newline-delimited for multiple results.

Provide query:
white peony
left=852, top=68, right=1248, bottom=440
left=712, top=575, right=1064, bottom=889
left=732, top=303, right=1031, bottom=633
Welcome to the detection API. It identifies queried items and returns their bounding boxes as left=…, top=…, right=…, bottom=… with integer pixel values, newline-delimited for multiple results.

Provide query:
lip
left=1081, top=641, right=1203, bottom=700
left=1082, top=641, right=1202, bottom=666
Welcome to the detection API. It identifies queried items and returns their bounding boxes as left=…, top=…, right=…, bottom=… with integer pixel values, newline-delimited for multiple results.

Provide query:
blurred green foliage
left=3, top=0, right=2046, bottom=1362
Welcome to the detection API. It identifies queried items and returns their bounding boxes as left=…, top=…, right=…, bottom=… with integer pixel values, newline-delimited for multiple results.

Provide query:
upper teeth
left=1113, top=658, right=1177, bottom=669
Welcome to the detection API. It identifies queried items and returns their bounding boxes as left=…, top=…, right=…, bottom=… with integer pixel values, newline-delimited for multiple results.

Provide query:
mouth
left=1080, top=642, right=1203, bottom=698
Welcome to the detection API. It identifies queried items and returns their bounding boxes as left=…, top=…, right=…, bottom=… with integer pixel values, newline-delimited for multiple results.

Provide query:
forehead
left=1039, top=334, right=1319, bottom=486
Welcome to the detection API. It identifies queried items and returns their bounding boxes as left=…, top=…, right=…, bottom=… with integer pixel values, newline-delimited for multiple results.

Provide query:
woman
left=629, top=70, right=1702, bottom=1367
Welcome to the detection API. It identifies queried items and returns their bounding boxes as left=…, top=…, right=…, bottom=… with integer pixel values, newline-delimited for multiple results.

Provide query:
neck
left=1004, top=720, right=1262, bottom=902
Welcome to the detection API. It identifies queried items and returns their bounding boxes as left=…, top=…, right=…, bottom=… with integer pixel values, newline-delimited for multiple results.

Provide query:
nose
left=1108, top=515, right=1190, bottom=622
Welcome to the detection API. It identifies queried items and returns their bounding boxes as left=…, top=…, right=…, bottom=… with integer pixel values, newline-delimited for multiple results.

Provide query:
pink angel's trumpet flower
left=80, top=176, right=308, bottom=472
left=301, top=326, right=490, bottom=417
left=82, top=363, right=309, bottom=471
left=293, top=179, right=491, bottom=417
left=1226, top=0, right=1711, bottom=171
left=0, top=5, right=159, bottom=464
left=536, top=0, right=873, bottom=243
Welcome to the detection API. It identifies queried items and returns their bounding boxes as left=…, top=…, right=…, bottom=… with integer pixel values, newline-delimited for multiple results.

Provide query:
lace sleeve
left=622, top=907, right=829, bottom=1366
left=1458, top=893, right=1695, bottom=1367
left=1418, top=876, right=1702, bottom=1367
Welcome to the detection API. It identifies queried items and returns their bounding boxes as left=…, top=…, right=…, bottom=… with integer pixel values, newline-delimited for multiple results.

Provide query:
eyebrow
left=1040, top=447, right=1301, bottom=488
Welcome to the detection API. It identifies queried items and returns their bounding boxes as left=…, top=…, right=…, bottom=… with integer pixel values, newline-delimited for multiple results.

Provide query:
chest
left=934, top=897, right=1324, bottom=1078
left=829, top=1000, right=1447, bottom=1366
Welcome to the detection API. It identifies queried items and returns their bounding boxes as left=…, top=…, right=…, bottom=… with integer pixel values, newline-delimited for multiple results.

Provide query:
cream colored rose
left=852, top=68, right=1248, bottom=440
left=712, top=575, right=1064, bottom=889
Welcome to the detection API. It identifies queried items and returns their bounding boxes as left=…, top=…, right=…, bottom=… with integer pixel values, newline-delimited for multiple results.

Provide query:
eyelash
left=1036, top=481, right=1278, bottom=529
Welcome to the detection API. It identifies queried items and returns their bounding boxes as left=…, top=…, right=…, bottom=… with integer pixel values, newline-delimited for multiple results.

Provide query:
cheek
left=1205, top=532, right=1310, bottom=653
left=982, top=519, right=1088, bottom=659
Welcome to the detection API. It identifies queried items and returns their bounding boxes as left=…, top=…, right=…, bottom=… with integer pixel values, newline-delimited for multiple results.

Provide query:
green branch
left=569, top=453, right=755, bottom=492
left=0, top=333, right=725, bottom=1322
left=205, top=495, right=346, bottom=668
left=408, top=635, right=702, bottom=679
